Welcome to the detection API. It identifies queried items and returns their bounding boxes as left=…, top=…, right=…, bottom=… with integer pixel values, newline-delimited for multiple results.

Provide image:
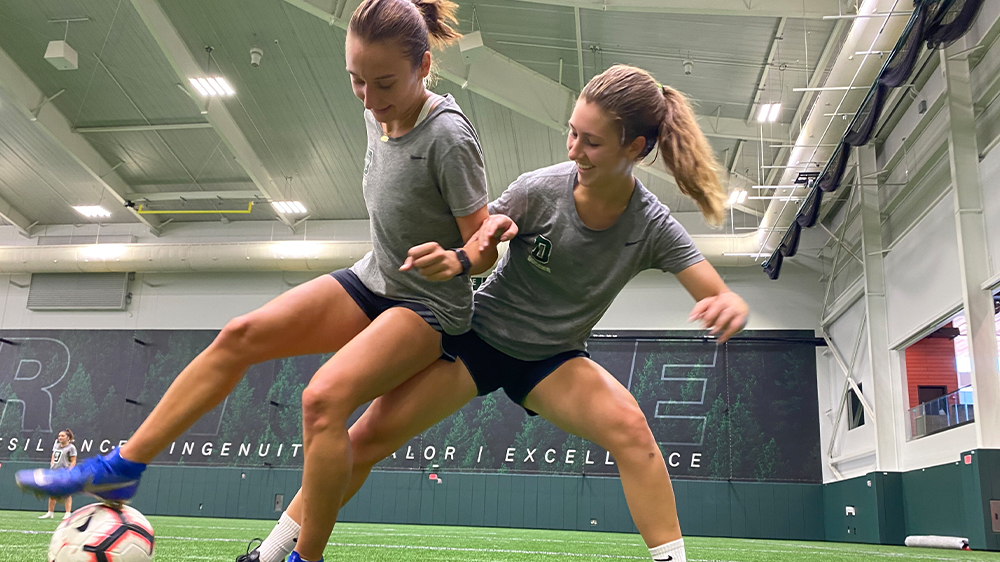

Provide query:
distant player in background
left=39, top=429, right=76, bottom=520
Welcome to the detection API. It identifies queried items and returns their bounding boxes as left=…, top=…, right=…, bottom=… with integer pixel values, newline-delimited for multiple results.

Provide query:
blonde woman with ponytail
left=242, top=64, right=747, bottom=562
left=20, top=3, right=507, bottom=561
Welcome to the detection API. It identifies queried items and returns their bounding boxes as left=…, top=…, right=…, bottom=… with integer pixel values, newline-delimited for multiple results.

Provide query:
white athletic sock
left=258, top=511, right=300, bottom=562
left=649, top=538, right=685, bottom=562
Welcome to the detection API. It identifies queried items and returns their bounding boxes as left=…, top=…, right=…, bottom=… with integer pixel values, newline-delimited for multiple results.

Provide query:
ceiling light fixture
left=81, top=244, right=127, bottom=259
left=189, top=77, right=235, bottom=97
left=727, top=189, right=748, bottom=206
left=72, top=205, right=111, bottom=218
left=757, top=103, right=782, bottom=123
left=272, top=241, right=322, bottom=258
left=271, top=201, right=307, bottom=214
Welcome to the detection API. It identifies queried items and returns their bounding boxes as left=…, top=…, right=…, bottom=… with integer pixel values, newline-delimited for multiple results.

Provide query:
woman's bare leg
left=523, top=358, right=682, bottom=548
left=295, top=309, right=477, bottom=560
left=122, top=275, right=370, bottom=463
left=281, top=357, right=477, bottom=527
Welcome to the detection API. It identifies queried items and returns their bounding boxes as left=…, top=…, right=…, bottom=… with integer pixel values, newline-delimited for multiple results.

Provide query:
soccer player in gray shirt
left=19, top=3, right=506, bottom=561
left=249, top=65, right=748, bottom=562
left=38, top=429, right=76, bottom=520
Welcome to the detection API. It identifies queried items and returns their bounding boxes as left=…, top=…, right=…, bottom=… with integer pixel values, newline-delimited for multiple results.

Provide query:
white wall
left=1, top=263, right=823, bottom=333
left=822, top=300, right=877, bottom=481
left=982, top=143, right=1000, bottom=282
left=599, top=263, right=823, bottom=332
left=883, top=195, right=963, bottom=348
left=0, top=271, right=298, bottom=330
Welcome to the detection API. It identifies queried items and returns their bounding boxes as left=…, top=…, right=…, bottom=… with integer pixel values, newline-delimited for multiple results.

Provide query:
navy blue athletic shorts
left=331, top=269, right=456, bottom=361
left=443, top=330, right=588, bottom=415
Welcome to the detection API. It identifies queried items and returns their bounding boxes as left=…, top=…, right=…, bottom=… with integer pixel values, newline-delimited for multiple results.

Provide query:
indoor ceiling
left=0, top=0, right=845, bottom=235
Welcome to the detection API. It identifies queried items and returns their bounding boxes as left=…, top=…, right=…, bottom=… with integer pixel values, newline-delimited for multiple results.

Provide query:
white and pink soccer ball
left=48, top=503, right=155, bottom=562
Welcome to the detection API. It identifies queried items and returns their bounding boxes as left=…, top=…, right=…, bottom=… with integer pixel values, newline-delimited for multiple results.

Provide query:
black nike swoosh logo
left=76, top=514, right=92, bottom=532
left=653, top=558, right=673, bottom=561
left=625, top=239, right=644, bottom=246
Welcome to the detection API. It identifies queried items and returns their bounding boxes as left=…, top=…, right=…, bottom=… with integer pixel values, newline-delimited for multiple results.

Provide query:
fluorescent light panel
left=757, top=104, right=770, bottom=123
left=189, top=78, right=209, bottom=96
left=728, top=189, right=748, bottom=205
left=271, top=201, right=307, bottom=214
left=189, top=76, right=235, bottom=97
left=768, top=103, right=782, bottom=122
left=757, top=103, right=782, bottom=123
left=73, top=205, right=111, bottom=218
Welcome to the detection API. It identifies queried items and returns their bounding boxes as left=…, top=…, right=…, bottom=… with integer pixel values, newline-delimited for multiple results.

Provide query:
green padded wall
left=820, top=451, right=1000, bottom=551
left=822, top=473, right=881, bottom=543
left=6, top=456, right=999, bottom=550
left=0, top=462, right=823, bottom=540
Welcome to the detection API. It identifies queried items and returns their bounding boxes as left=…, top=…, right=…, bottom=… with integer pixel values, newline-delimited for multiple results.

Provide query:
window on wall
left=951, top=296, right=1000, bottom=382
left=848, top=384, right=865, bottom=430
left=905, top=310, right=978, bottom=440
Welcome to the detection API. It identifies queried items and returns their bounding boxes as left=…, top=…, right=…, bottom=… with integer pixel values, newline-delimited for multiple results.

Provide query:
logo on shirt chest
left=528, top=234, right=552, bottom=272
left=364, top=147, right=374, bottom=176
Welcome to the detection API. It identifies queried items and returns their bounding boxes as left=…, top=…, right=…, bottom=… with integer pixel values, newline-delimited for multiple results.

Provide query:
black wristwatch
left=452, top=248, right=472, bottom=277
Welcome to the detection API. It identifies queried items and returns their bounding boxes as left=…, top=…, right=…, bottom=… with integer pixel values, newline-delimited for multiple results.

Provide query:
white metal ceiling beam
left=0, top=196, right=33, bottom=237
left=282, top=0, right=777, bottom=232
left=697, top=115, right=788, bottom=144
left=75, top=122, right=213, bottom=134
left=574, top=7, right=585, bottom=89
left=125, top=190, right=262, bottom=202
left=128, top=0, right=296, bottom=229
left=0, top=45, right=161, bottom=234
left=765, top=19, right=847, bottom=188
left=513, top=0, right=843, bottom=19
left=283, top=0, right=787, bottom=144
left=747, top=17, right=787, bottom=125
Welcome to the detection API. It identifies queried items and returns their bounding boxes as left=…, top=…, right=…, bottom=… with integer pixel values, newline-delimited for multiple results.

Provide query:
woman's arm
left=68, top=455, right=76, bottom=469
left=401, top=206, right=517, bottom=280
left=674, top=260, right=749, bottom=343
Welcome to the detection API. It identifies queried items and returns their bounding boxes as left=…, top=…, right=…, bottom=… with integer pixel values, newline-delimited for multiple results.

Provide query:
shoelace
left=246, top=538, right=263, bottom=556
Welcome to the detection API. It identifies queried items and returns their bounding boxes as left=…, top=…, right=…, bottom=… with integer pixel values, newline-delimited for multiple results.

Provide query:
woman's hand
left=475, top=214, right=518, bottom=251
left=688, top=291, right=748, bottom=343
left=400, top=242, right=463, bottom=282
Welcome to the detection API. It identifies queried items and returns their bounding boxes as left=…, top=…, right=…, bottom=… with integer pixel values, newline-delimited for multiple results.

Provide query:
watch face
left=455, top=248, right=472, bottom=275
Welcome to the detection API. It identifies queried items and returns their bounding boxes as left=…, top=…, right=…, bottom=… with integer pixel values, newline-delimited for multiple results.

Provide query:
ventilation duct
left=0, top=236, right=787, bottom=274
left=27, top=272, right=130, bottom=310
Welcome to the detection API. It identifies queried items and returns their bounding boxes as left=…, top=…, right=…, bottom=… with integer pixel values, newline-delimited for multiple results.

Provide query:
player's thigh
left=350, top=357, right=478, bottom=462
left=303, top=307, right=446, bottom=417
left=522, top=358, right=645, bottom=447
left=219, top=274, right=370, bottom=363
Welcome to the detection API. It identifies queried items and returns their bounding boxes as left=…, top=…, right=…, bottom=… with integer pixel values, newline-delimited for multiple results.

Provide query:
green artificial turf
left=0, top=510, right=994, bottom=561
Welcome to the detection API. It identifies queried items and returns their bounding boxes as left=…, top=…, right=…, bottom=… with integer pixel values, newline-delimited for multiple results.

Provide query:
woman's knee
left=603, top=406, right=658, bottom=458
left=213, top=315, right=257, bottom=356
left=301, top=385, right=353, bottom=435
left=348, top=417, right=398, bottom=467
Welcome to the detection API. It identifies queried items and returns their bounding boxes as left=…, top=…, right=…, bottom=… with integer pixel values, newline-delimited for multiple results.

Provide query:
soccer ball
left=48, top=503, right=155, bottom=562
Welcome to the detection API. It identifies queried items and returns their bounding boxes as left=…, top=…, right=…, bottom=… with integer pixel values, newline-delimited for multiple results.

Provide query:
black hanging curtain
left=796, top=186, right=823, bottom=228
left=844, top=83, right=889, bottom=146
left=779, top=220, right=802, bottom=257
left=880, top=4, right=930, bottom=88
left=763, top=249, right=783, bottom=280
left=817, top=141, right=853, bottom=193
left=763, top=0, right=984, bottom=281
left=924, top=0, right=986, bottom=49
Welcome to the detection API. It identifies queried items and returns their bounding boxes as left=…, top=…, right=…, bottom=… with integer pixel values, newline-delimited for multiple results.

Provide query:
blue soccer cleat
left=287, top=552, right=321, bottom=562
left=15, top=447, right=145, bottom=503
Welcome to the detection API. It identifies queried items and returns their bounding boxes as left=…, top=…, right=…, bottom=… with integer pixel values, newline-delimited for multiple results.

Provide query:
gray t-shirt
left=351, top=95, right=488, bottom=334
left=52, top=442, right=76, bottom=469
left=473, top=161, right=705, bottom=360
